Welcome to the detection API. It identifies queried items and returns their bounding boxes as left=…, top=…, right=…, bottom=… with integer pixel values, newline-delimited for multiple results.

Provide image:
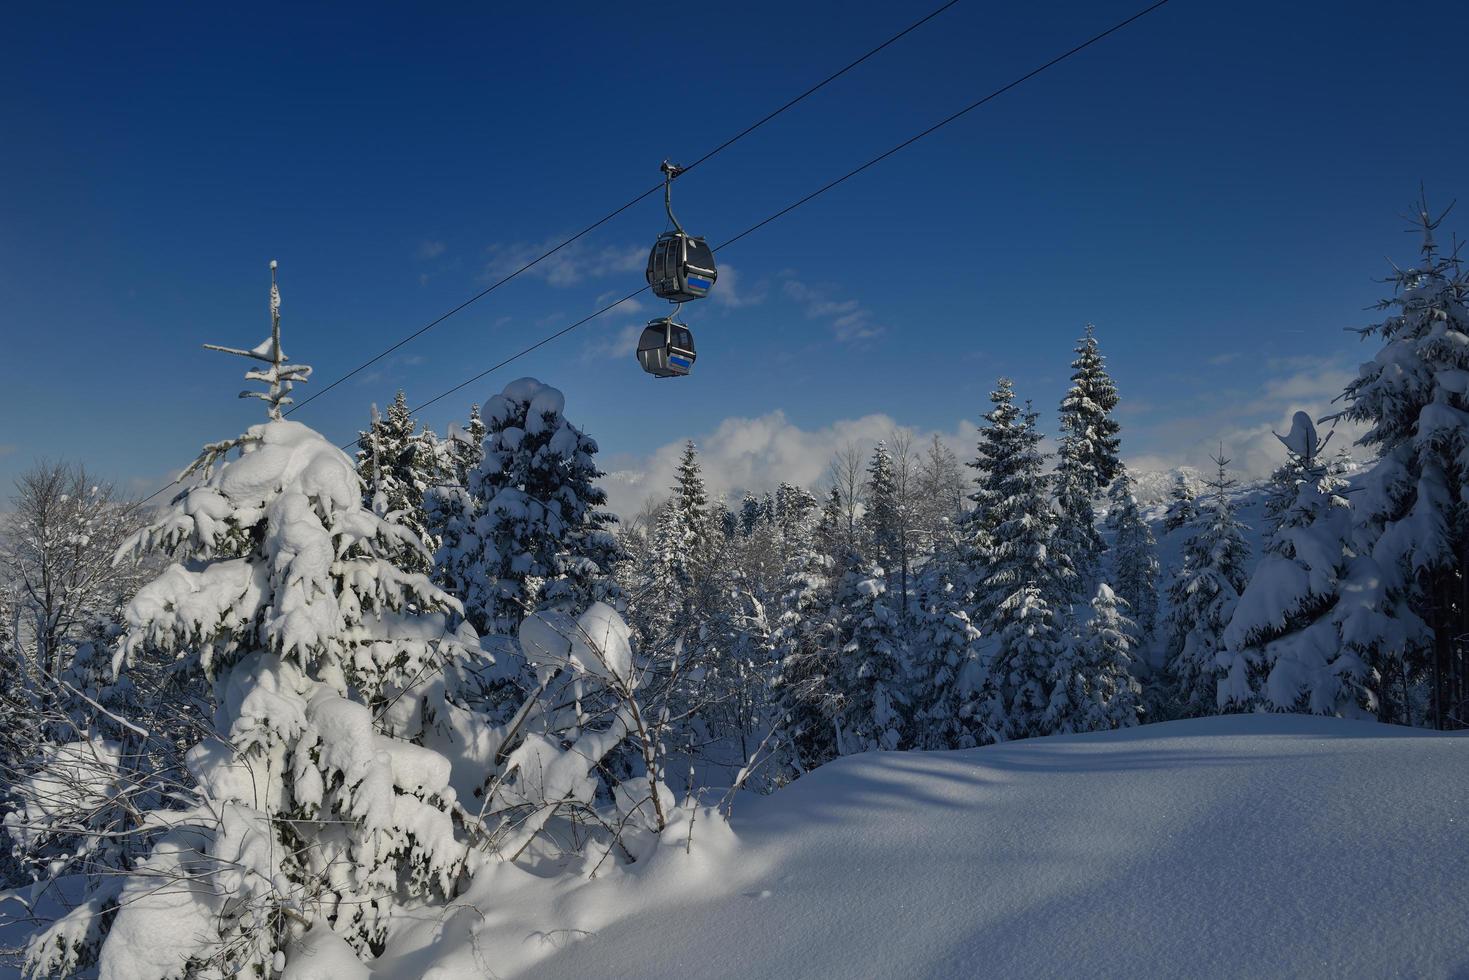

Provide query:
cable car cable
left=281, top=0, right=967, bottom=418
left=388, top=0, right=1174, bottom=418
left=138, top=0, right=1171, bottom=505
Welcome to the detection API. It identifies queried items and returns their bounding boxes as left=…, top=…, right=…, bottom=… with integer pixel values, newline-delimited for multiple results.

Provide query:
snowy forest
left=1, top=204, right=1467, bottom=979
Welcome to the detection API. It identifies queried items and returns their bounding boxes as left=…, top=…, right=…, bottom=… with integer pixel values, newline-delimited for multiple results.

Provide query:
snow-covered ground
left=369, top=715, right=1468, bottom=979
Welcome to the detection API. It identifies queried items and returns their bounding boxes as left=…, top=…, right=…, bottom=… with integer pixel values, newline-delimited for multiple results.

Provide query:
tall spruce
left=969, top=380, right=1071, bottom=738
left=1336, top=199, right=1469, bottom=728
left=1054, top=325, right=1123, bottom=597
left=1108, top=469, right=1161, bottom=638
left=1165, top=450, right=1251, bottom=717
left=356, top=390, right=440, bottom=572
left=1220, top=413, right=1371, bottom=716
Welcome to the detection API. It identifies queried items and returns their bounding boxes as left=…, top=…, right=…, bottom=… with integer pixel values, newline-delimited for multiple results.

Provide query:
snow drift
left=371, top=714, right=1468, bottom=979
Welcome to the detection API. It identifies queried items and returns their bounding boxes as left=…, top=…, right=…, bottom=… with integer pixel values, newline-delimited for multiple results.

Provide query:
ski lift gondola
left=645, top=161, right=718, bottom=303
left=636, top=314, right=697, bottom=378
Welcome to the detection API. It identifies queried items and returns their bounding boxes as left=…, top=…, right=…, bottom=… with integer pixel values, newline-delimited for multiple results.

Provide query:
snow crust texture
left=379, top=716, right=1469, bottom=980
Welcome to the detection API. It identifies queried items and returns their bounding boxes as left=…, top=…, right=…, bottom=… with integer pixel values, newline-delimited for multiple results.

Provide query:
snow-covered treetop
left=120, top=419, right=459, bottom=683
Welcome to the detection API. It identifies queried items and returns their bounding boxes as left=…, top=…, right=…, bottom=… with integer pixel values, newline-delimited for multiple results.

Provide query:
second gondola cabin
left=636, top=317, right=696, bottom=378
left=646, top=231, right=718, bottom=303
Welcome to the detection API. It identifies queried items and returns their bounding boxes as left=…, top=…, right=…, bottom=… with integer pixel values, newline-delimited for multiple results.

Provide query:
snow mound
left=375, top=715, right=1469, bottom=979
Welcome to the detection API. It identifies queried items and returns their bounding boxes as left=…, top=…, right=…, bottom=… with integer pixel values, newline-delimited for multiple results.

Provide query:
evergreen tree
left=1054, top=325, right=1122, bottom=597
left=1335, top=199, right=1469, bottom=728
left=29, top=274, right=483, bottom=978
left=1048, top=583, right=1143, bottom=733
left=831, top=562, right=909, bottom=753
left=771, top=507, right=839, bottom=772
left=863, top=441, right=908, bottom=610
left=1162, top=473, right=1198, bottom=534
left=969, top=380, right=1071, bottom=738
left=356, top=390, right=439, bottom=572
left=1165, top=451, right=1251, bottom=717
left=444, top=378, right=622, bottom=640
left=426, top=404, right=485, bottom=599
left=1108, top=469, right=1161, bottom=638
left=909, top=566, right=983, bottom=750
left=1220, top=413, right=1371, bottom=716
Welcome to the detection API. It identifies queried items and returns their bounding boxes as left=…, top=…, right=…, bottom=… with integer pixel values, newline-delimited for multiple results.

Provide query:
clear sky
left=3, top=0, right=1467, bottom=512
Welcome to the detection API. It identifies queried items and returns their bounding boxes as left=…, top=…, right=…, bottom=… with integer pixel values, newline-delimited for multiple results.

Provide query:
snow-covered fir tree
left=425, top=404, right=485, bottom=600
left=830, top=561, right=909, bottom=754
left=1162, top=473, right=1199, bottom=534
left=25, top=267, right=486, bottom=979
left=969, top=379, right=1071, bottom=738
left=863, top=441, right=909, bottom=610
left=441, top=378, right=621, bottom=640
left=1219, top=412, right=1372, bottom=716
left=1048, top=583, right=1142, bottom=733
left=1053, top=325, right=1122, bottom=597
left=1107, top=468, right=1161, bottom=638
left=1165, top=450, right=1252, bottom=718
left=356, top=389, right=441, bottom=573
left=1334, top=199, right=1469, bottom=728
left=908, top=563, right=984, bottom=749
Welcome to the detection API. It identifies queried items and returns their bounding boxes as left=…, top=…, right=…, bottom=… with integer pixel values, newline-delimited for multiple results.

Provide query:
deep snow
left=369, top=714, right=1467, bottom=979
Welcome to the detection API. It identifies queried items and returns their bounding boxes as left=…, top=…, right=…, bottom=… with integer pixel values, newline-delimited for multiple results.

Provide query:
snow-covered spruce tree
left=969, top=380, right=1072, bottom=739
left=424, top=404, right=485, bottom=594
left=1162, top=473, right=1198, bottom=534
left=1334, top=200, right=1469, bottom=728
left=863, top=441, right=911, bottom=611
left=443, top=378, right=622, bottom=641
left=771, top=502, right=840, bottom=773
left=830, top=561, right=909, bottom=754
left=20, top=267, right=488, bottom=979
left=1165, top=450, right=1252, bottom=718
left=1054, top=325, right=1122, bottom=598
left=1047, top=583, right=1142, bottom=733
left=355, top=390, right=442, bottom=573
left=909, top=563, right=984, bottom=750
left=1219, top=413, right=1373, bottom=716
left=1108, top=468, right=1161, bottom=638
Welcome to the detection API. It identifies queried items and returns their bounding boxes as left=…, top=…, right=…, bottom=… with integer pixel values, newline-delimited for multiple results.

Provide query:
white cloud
left=417, top=240, right=447, bottom=261
left=583, top=322, right=645, bottom=363
left=602, top=411, right=976, bottom=517
left=781, top=278, right=883, bottom=342
left=485, top=239, right=644, bottom=288
left=709, top=263, right=765, bottom=310
left=1124, top=357, right=1370, bottom=480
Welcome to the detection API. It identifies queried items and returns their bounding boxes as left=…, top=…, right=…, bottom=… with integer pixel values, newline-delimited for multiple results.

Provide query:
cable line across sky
left=141, top=0, right=1175, bottom=503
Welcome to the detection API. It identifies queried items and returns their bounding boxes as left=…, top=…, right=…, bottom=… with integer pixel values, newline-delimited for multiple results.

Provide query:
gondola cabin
left=636, top=318, right=696, bottom=378
left=646, top=232, right=718, bottom=303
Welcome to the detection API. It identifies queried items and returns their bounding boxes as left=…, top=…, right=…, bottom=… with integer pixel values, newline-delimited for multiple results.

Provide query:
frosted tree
left=425, top=405, right=485, bottom=601
left=863, top=441, right=908, bottom=610
left=1054, top=325, right=1123, bottom=597
left=1162, top=473, right=1198, bottom=534
left=1048, top=583, right=1142, bottom=732
left=908, top=567, right=984, bottom=749
left=771, top=496, right=840, bottom=773
left=355, top=390, right=441, bottom=572
left=1219, top=413, right=1373, bottom=716
left=969, top=380, right=1071, bottom=738
left=830, top=562, right=909, bottom=754
left=1108, top=469, right=1161, bottom=638
left=0, top=463, right=146, bottom=703
left=1165, top=450, right=1252, bottom=717
left=914, top=433, right=967, bottom=550
left=1333, top=198, right=1469, bottom=728
left=19, top=264, right=487, bottom=979
left=442, top=378, right=622, bottom=640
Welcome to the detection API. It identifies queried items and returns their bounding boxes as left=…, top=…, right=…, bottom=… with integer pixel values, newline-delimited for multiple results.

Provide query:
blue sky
left=3, top=0, right=1466, bottom=511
